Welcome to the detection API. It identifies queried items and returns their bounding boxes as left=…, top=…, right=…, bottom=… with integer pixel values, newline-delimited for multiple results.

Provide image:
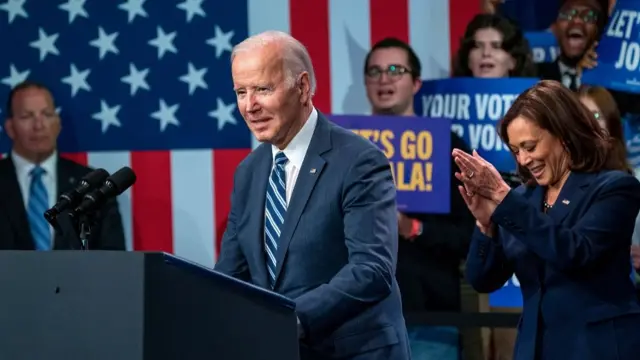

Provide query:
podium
left=0, top=251, right=300, bottom=360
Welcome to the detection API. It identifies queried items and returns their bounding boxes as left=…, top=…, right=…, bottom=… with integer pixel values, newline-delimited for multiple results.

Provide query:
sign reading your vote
left=414, top=77, right=539, bottom=173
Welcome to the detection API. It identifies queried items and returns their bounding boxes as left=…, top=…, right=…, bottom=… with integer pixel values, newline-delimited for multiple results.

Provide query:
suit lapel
left=0, top=158, right=34, bottom=249
left=246, top=146, right=272, bottom=288
left=527, top=185, right=544, bottom=213
left=273, top=115, right=332, bottom=282
left=545, top=172, right=592, bottom=224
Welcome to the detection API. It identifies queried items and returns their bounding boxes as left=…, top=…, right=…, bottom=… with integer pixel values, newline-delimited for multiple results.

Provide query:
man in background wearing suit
left=363, top=37, right=475, bottom=359
left=0, top=81, right=125, bottom=250
left=537, top=0, right=608, bottom=91
left=214, top=31, right=411, bottom=359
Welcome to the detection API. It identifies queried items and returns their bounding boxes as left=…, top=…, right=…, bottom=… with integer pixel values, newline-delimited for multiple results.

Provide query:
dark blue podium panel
left=0, top=251, right=299, bottom=360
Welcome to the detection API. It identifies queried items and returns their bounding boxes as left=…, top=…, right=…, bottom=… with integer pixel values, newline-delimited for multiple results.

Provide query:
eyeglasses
left=365, top=64, right=413, bottom=81
left=558, top=8, right=599, bottom=24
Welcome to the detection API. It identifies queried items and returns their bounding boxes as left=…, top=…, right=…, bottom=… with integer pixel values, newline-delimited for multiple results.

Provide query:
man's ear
left=298, top=72, right=311, bottom=105
left=4, top=118, right=15, bottom=140
left=412, top=78, right=422, bottom=95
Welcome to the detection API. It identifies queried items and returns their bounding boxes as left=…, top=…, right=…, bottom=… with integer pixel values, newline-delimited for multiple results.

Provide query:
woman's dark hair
left=578, top=85, right=632, bottom=174
left=452, top=13, right=537, bottom=78
left=498, top=80, right=626, bottom=185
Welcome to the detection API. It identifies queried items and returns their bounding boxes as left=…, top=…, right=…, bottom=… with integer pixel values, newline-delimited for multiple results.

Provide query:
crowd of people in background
left=362, top=0, right=640, bottom=358
left=2, top=0, right=638, bottom=359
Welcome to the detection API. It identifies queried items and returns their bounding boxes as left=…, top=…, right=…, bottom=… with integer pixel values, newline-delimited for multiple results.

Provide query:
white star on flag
left=118, top=0, right=147, bottom=23
left=90, top=27, right=119, bottom=60
left=209, top=98, right=238, bottom=131
left=61, top=64, right=91, bottom=97
left=1, top=64, right=30, bottom=88
left=92, top=100, right=122, bottom=133
left=177, top=0, right=205, bottom=22
left=58, top=0, right=88, bottom=24
left=206, top=25, right=234, bottom=58
left=30, top=28, right=60, bottom=61
left=148, top=26, right=178, bottom=59
left=0, top=0, right=28, bottom=24
left=151, top=99, right=180, bottom=132
left=179, top=63, right=208, bottom=95
left=121, top=63, right=150, bottom=96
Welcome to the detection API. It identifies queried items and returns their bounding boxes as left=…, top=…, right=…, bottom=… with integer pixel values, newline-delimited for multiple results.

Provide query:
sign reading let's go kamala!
left=329, top=115, right=451, bottom=214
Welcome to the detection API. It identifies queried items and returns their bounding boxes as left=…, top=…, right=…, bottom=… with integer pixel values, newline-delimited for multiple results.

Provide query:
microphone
left=71, top=166, right=137, bottom=217
left=44, top=168, right=110, bottom=223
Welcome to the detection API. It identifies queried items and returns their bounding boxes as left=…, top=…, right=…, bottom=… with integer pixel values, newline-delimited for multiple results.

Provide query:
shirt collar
left=271, top=107, right=318, bottom=169
left=558, top=60, right=577, bottom=75
left=11, top=150, right=58, bottom=179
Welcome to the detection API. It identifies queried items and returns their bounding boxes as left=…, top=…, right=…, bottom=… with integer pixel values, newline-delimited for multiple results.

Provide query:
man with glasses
left=363, top=37, right=475, bottom=359
left=538, top=0, right=609, bottom=91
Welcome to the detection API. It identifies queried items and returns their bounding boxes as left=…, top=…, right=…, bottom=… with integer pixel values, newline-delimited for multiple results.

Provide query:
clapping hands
left=452, top=148, right=512, bottom=232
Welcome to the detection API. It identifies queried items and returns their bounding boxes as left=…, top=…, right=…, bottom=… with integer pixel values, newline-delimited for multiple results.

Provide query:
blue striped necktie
left=27, top=166, right=51, bottom=250
left=265, top=151, right=288, bottom=288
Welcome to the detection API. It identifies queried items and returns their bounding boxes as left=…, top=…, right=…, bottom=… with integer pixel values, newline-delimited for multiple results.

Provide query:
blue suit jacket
left=466, top=170, right=640, bottom=360
left=215, top=113, right=411, bottom=360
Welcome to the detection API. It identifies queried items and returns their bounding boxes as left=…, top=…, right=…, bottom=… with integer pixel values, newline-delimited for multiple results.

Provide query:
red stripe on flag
left=60, top=152, right=88, bottom=166
left=369, top=0, right=409, bottom=44
left=130, top=151, right=173, bottom=252
left=290, top=0, right=331, bottom=114
left=214, top=149, right=251, bottom=258
left=449, top=0, right=480, bottom=62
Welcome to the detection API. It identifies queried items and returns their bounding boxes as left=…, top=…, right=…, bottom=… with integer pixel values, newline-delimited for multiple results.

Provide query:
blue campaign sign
left=489, top=275, right=522, bottom=308
left=329, top=115, right=451, bottom=214
left=525, top=31, right=560, bottom=63
left=414, top=77, right=539, bottom=173
left=582, top=0, right=640, bottom=94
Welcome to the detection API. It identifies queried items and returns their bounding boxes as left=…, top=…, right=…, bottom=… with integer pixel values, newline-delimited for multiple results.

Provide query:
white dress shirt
left=558, top=61, right=579, bottom=90
left=269, top=107, right=318, bottom=339
left=270, top=107, right=318, bottom=204
left=11, top=150, right=57, bottom=242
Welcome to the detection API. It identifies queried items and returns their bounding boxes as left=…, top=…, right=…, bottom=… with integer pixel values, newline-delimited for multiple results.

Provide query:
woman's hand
left=476, top=220, right=496, bottom=238
left=458, top=183, right=496, bottom=228
left=452, top=148, right=512, bottom=204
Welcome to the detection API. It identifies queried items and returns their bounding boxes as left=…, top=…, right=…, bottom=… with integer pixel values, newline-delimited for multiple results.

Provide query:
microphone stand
left=48, top=209, right=98, bottom=251
left=76, top=212, right=99, bottom=251
left=78, top=214, right=91, bottom=251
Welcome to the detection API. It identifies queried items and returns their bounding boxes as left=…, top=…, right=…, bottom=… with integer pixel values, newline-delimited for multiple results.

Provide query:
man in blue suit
left=214, top=30, right=411, bottom=359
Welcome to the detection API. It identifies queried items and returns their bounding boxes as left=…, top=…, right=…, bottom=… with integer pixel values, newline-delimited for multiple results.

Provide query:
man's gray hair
left=231, top=30, right=317, bottom=96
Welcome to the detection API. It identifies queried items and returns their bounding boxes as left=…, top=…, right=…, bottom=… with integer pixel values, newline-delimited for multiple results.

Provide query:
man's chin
left=560, top=44, right=591, bottom=63
left=252, top=130, right=276, bottom=143
left=373, top=106, right=398, bottom=115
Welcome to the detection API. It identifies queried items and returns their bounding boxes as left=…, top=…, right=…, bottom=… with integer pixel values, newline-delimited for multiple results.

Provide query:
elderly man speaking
left=214, top=30, right=411, bottom=360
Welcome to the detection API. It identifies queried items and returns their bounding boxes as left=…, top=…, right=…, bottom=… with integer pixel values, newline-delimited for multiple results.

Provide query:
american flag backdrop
left=0, top=0, right=479, bottom=268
